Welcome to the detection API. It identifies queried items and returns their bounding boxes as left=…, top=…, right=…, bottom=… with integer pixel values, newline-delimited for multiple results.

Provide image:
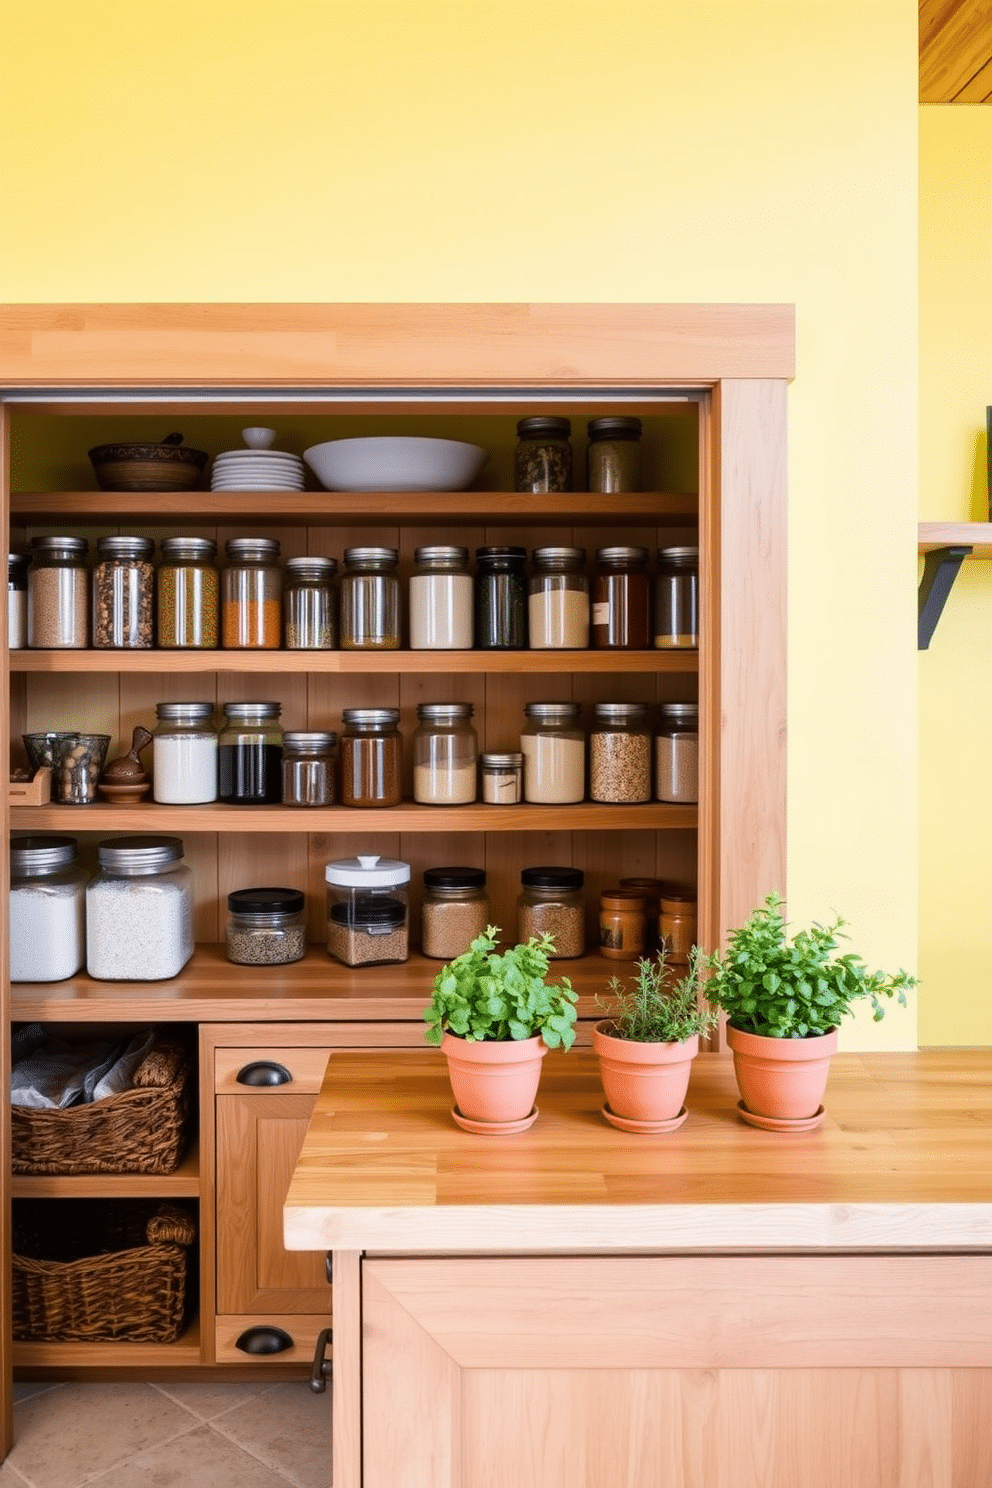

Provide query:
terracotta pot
left=726, top=1024, right=838, bottom=1120
left=441, top=1032, right=547, bottom=1125
left=593, top=1021, right=698, bottom=1123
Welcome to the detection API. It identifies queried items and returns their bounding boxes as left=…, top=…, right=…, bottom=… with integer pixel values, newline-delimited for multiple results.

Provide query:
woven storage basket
left=12, top=1200, right=196, bottom=1344
left=11, top=1040, right=191, bottom=1176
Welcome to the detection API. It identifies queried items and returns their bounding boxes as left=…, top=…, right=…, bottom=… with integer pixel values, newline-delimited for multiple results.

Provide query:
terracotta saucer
left=736, top=1099, right=826, bottom=1132
left=97, top=781, right=151, bottom=803
left=451, top=1105, right=539, bottom=1135
left=601, top=1102, right=688, bottom=1134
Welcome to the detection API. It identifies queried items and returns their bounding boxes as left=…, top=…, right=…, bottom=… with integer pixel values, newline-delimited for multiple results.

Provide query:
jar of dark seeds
left=281, top=731, right=337, bottom=806
left=27, top=536, right=90, bottom=649
left=226, top=887, right=307, bottom=966
left=586, top=416, right=642, bottom=492
left=514, top=416, right=572, bottom=493
left=589, top=701, right=652, bottom=803
left=157, top=536, right=219, bottom=649
left=283, top=555, right=337, bottom=649
left=421, top=866, right=489, bottom=960
left=517, top=866, right=585, bottom=959
left=93, top=536, right=155, bottom=648
left=474, top=546, right=528, bottom=649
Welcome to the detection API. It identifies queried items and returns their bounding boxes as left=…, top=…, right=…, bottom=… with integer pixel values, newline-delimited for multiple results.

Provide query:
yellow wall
left=1, top=0, right=921, bottom=1047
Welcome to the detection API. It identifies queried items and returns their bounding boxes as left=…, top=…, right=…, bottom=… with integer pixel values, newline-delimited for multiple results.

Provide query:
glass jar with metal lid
left=282, top=730, right=337, bottom=806
left=480, top=751, right=523, bottom=804
left=27, top=536, right=89, bottom=649
left=421, top=866, right=489, bottom=960
left=514, top=416, right=572, bottom=493
left=528, top=546, right=589, bottom=649
left=85, top=835, right=194, bottom=981
left=325, top=853, right=410, bottom=966
left=283, top=555, right=337, bottom=650
left=654, top=546, right=698, bottom=649
left=586, top=416, right=642, bottom=493
left=474, top=546, right=527, bottom=649
left=92, top=536, right=156, bottom=649
left=152, top=701, right=218, bottom=804
left=589, top=701, right=652, bottom=803
left=655, top=702, right=699, bottom=803
left=9, top=834, right=88, bottom=982
left=592, top=545, right=651, bottom=650
left=226, top=887, right=307, bottom=966
left=521, top=701, right=585, bottom=804
left=339, top=546, right=400, bottom=650
left=218, top=701, right=284, bottom=805
left=221, top=537, right=282, bottom=649
left=8, top=552, right=28, bottom=649
left=157, top=536, right=219, bottom=649
left=339, top=707, right=402, bottom=807
left=409, top=545, right=473, bottom=649
left=413, top=703, right=477, bottom=805
left=517, top=866, right=585, bottom=959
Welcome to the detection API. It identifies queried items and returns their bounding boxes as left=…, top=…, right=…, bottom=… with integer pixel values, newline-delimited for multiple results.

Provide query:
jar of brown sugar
left=222, top=537, right=282, bottom=649
left=339, top=707, right=402, bottom=807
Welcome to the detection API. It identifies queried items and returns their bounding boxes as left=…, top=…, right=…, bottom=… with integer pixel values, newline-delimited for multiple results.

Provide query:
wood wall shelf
left=919, top=521, right=992, bottom=558
left=11, top=648, right=697, bottom=676
left=917, top=522, right=992, bottom=647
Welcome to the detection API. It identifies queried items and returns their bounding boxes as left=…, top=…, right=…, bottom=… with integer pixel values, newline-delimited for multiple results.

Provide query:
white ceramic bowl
left=303, top=436, right=487, bottom=492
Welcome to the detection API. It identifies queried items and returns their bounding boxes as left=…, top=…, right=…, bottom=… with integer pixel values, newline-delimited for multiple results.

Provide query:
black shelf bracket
left=918, top=545, right=973, bottom=649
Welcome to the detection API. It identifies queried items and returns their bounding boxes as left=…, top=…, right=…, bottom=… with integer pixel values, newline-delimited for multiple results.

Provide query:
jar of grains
left=517, top=866, right=585, bottom=959
left=283, top=555, right=337, bottom=650
left=86, top=835, right=194, bottom=981
left=325, top=854, right=410, bottom=967
left=92, top=536, right=156, bottom=649
left=27, top=536, right=89, bottom=649
left=589, top=701, right=653, bottom=803
left=592, top=546, right=652, bottom=650
left=659, top=893, right=697, bottom=967
left=480, top=751, right=523, bottom=804
left=655, top=702, right=699, bottom=803
left=474, top=546, right=528, bottom=649
left=8, top=553, right=28, bottom=649
left=157, top=536, right=219, bottom=649
left=598, top=888, right=648, bottom=962
left=413, top=702, right=477, bottom=805
left=339, top=547, right=400, bottom=650
left=654, top=546, right=698, bottom=649
left=409, top=545, right=473, bottom=649
left=9, top=834, right=88, bottom=982
left=521, top=701, right=585, bottom=804
left=421, top=866, right=489, bottom=960
left=586, top=416, right=642, bottom=493
left=152, top=701, right=218, bottom=804
left=221, top=537, right=282, bottom=649
left=226, top=887, right=307, bottom=966
left=514, top=416, right=572, bottom=493
left=218, top=701, right=284, bottom=805
left=339, top=707, right=402, bottom=807
left=528, top=546, right=589, bottom=649
left=281, top=731, right=338, bottom=806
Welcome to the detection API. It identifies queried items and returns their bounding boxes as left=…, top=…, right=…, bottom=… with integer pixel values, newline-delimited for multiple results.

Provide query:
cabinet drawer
left=215, top=1313, right=330, bottom=1366
left=214, top=1048, right=331, bottom=1094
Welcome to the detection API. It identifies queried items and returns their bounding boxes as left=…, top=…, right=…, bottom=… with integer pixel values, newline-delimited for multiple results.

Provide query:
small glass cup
left=51, top=733, right=111, bottom=804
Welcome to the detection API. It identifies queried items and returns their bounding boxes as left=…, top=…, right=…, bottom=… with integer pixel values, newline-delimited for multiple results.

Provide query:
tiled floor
left=1, top=1381, right=331, bottom=1488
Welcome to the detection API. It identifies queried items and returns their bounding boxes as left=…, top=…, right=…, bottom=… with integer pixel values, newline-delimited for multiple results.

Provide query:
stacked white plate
left=210, top=449, right=306, bottom=491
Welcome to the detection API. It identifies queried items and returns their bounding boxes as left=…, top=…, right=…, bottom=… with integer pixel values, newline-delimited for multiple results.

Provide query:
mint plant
left=424, top=925, right=578, bottom=1048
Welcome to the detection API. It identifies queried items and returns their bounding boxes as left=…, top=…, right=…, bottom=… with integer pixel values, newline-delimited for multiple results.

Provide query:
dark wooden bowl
left=88, top=436, right=208, bottom=492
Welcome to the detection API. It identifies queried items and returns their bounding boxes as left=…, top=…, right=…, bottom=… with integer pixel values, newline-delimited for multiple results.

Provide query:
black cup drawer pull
left=236, top=1326, right=294, bottom=1355
left=236, top=1060, right=292, bottom=1086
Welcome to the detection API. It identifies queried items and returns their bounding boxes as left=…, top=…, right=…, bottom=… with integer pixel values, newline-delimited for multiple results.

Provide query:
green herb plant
left=424, top=925, right=578, bottom=1049
left=598, top=946, right=716, bottom=1043
left=703, top=892, right=917, bottom=1039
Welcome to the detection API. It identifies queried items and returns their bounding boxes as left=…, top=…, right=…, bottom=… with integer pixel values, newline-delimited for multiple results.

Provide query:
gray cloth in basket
left=11, top=1029, right=155, bottom=1109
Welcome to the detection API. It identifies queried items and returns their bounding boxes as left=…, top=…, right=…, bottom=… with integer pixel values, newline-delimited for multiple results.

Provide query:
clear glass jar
left=475, top=546, right=528, bottom=649
left=218, top=701, right=284, bottom=804
left=586, top=416, right=642, bottom=493
left=27, top=536, right=89, bottom=649
left=221, top=537, right=282, bottom=649
left=8, top=552, right=28, bottom=649
left=157, top=536, right=219, bottom=649
left=521, top=701, right=585, bottom=804
left=517, top=866, right=585, bottom=959
left=282, top=730, right=337, bottom=806
left=226, top=886, right=307, bottom=966
left=598, top=888, right=648, bottom=962
left=592, top=545, right=651, bottom=650
left=339, top=707, right=402, bottom=807
left=283, top=555, right=337, bottom=650
left=409, top=546, right=473, bottom=649
left=92, top=536, right=156, bottom=649
left=325, top=854, right=410, bottom=966
left=659, top=893, right=697, bottom=967
left=413, top=703, right=477, bottom=805
left=654, top=546, right=699, bottom=649
left=421, top=867, right=489, bottom=960
left=514, top=416, right=572, bottom=493
left=480, top=751, right=523, bottom=804
left=655, top=702, right=699, bottom=803
left=528, top=546, right=589, bottom=649
left=589, top=701, right=652, bottom=803
left=339, top=546, right=400, bottom=650
left=85, top=834, right=194, bottom=981
left=152, top=701, right=218, bottom=804
left=9, top=834, right=88, bottom=982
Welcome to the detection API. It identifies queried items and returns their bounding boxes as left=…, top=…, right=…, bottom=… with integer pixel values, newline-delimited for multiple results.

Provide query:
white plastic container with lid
left=9, top=834, right=89, bottom=982
left=324, top=853, right=411, bottom=967
left=86, top=835, right=194, bottom=981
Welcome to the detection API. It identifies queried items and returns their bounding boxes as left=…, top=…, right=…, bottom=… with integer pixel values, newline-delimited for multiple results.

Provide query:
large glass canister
left=157, top=536, right=219, bottom=649
left=654, top=545, right=699, bottom=649
left=325, top=853, right=410, bottom=967
left=592, top=545, right=651, bottom=650
left=655, top=701, right=699, bottom=803
left=9, top=834, right=88, bottom=982
left=421, top=866, right=489, bottom=960
left=521, top=701, right=585, bottom=804
left=517, top=866, right=585, bottom=959
left=409, top=545, right=473, bottom=650
left=85, top=834, right=194, bottom=981
left=514, top=416, right=572, bottom=493
left=221, top=537, right=282, bottom=649
left=8, top=553, right=28, bottom=649
left=152, top=701, right=218, bottom=804
left=589, top=701, right=653, bottom=804
left=339, top=547, right=400, bottom=650
left=218, top=701, right=284, bottom=804
left=27, top=536, right=90, bottom=649
left=413, top=702, right=477, bottom=805
left=586, top=416, right=642, bottom=492
left=226, top=886, right=307, bottom=966
left=474, top=546, right=527, bottom=649
left=92, top=536, right=156, bottom=649
left=339, top=707, right=402, bottom=807
left=283, top=555, right=337, bottom=650
left=528, top=546, right=589, bottom=649
left=281, top=730, right=337, bottom=806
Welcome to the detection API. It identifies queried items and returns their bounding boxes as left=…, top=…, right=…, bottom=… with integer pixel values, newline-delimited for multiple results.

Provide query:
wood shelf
left=12, top=1319, right=202, bottom=1370
left=11, top=647, right=697, bottom=675
left=11, top=1140, right=200, bottom=1200
left=919, top=520, right=992, bottom=559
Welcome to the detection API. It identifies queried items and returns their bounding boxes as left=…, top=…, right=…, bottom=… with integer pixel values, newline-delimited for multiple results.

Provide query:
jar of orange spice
left=222, top=537, right=282, bottom=649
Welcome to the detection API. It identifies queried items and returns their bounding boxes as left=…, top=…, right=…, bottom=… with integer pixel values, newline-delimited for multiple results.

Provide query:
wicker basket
left=11, top=1039, right=191, bottom=1176
left=12, top=1200, right=196, bottom=1343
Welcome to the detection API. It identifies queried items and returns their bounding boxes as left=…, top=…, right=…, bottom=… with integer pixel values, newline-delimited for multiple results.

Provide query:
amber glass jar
left=339, top=708, right=402, bottom=807
left=592, top=546, right=651, bottom=649
left=598, top=888, right=648, bottom=961
left=659, top=893, right=697, bottom=966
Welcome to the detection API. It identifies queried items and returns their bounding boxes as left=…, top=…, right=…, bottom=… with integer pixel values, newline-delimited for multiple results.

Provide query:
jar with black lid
left=514, top=416, right=572, bottom=493
left=226, top=887, right=307, bottom=966
left=93, top=536, right=156, bottom=649
left=592, top=545, right=651, bottom=650
left=157, top=536, right=219, bottom=649
left=222, top=537, right=282, bottom=649
left=475, top=546, right=527, bottom=649
left=283, top=555, right=337, bottom=649
left=528, top=547, right=589, bottom=649
left=339, top=707, right=402, bottom=807
left=517, top=866, right=585, bottom=959
left=27, top=536, right=89, bottom=649
left=339, top=547, right=400, bottom=650
left=654, top=546, right=699, bottom=649
left=218, top=701, right=284, bottom=804
left=586, top=416, right=642, bottom=492
left=282, top=731, right=337, bottom=806
left=421, top=867, right=489, bottom=960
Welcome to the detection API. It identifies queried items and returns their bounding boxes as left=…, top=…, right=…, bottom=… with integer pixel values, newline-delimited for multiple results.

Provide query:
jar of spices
left=283, top=555, right=337, bottom=650
left=86, top=835, right=194, bottom=982
left=339, top=547, right=400, bottom=650
left=413, top=702, right=477, bottom=805
left=480, top=751, right=523, bottom=804
left=8, top=553, right=28, bottom=649
left=226, top=887, right=307, bottom=966
left=152, top=701, right=218, bottom=804
left=655, top=702, right=699, bottom=803
left=659, top=893, right=697, bottom=967
left=218, top=701, right=284, bottom=805
left=221, top=537, right=282, bottom=649
left=27, top=536, right=89, bottom=649
left=325, top=854, right=410, bottom=967
left=654, top=546, right=698, bottom=649
left=9, top=834, right=88, bottom=982
left=157, top=536, right=219, bottom=649
left=281, top=731, right=337, bottom=806
left=618, top=876, right=667, bottom=952
left=589, top=701, right=652, bottom=804
left=517, top=867, right=585, bottom=959
left=592, top=546, right=651, bottom=650
left=339, top=707, right=402, bottom=807
left=528, top=547, right=589, bottom=649
left=521, top=702, right=585, bottom=804
left=514, top=416, right=572, bottom=493
left=586, top=416, right=642, bottom=492
left=409, top=546, right=473, bottom=649
left=92, top=536, right=156, bottom=649
left=598, top=888, right=648, bottom=962
left=474, top=546, right=528, bottom=649
left=421, top=867, right=489, bottom=960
